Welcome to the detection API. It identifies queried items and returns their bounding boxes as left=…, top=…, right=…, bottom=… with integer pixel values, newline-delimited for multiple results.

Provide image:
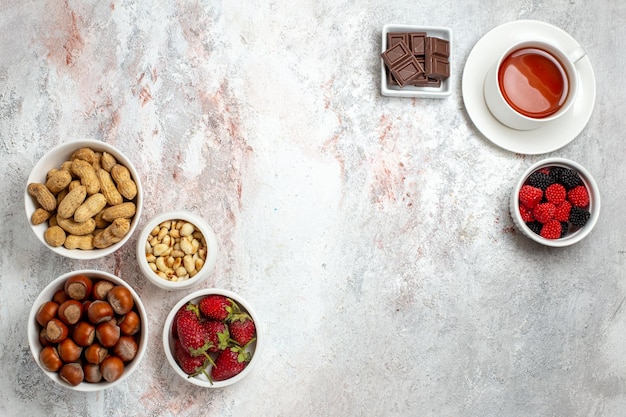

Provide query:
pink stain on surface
left=42, top=1, right=85, bottom=69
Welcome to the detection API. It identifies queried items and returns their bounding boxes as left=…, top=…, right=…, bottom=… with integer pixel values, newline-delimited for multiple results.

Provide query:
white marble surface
left=2, top=1, right=626, bottom=416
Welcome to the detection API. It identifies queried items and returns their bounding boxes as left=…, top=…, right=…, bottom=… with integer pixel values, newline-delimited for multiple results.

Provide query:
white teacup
left=484, top=40, right=586, bottom=130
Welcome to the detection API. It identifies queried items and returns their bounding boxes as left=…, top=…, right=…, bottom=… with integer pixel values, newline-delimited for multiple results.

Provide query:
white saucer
left=462, top=20, right=596, bottom=155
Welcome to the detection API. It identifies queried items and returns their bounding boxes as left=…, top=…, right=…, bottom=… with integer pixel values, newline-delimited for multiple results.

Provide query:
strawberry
left=198, top=295, right=237, bottom=322
left=203, top=320, right=231, bottom=352
left=211, top=346, right=251, bottom=381
left=519, top=185, right=543, bottom=209
left=229, top=316, right=256, bottom=346
left=174, top=339, right=210, bottom=377
left=176, top=308, right=214, bottom=357
left=172, top=303, right=200, bottom=340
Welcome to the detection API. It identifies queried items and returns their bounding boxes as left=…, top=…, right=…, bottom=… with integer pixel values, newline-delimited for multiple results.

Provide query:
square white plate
left=381, top=24, right=452, bottom=98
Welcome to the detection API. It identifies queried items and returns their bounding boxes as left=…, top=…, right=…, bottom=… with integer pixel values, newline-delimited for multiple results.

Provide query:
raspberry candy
left=540, top=220, right=562, bottom=239
left=545, top=183, right=566, bottom=205
left=567, top=185, right=589, bottom=207
left=554, top=201, right=572, bottom=222
left=519, top=185, right=543, bottom=209
left=533, top=202, right=556, bottom=224
left=519, top=205, right=535, bottom=222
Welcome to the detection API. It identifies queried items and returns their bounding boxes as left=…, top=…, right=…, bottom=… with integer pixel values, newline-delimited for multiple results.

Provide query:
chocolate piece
left=382, top=32, right=450, bottom=89
left=427, top=36, right=450, bottom=57
left=425, top=55, right=450, bottom=80
left=387, top=33, right=409, bottom=48
left=412, top=76, right=442, bottom=88
left=408, top=32, right=427, bottom=55
left=381, top=41, right=425, bottom=87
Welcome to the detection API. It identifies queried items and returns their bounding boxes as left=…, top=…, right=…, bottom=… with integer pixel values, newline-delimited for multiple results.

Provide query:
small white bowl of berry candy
left=162, top=288, right=260, bottom=388
left=510, top=158, right=601, bottom=247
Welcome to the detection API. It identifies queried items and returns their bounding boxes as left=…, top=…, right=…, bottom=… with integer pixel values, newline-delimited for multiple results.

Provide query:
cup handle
left=568, top=46, right=586, bottom=64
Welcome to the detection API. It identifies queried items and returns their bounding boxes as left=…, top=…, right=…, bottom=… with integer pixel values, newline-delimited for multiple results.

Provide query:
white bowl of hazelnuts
left=28, top=270, right=148, bottom=391
left=24, top=139, right=143, bottom=260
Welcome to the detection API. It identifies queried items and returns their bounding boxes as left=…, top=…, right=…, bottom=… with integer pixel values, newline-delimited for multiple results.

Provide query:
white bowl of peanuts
left=136, top=210, right=219, bottom=291
left=25, top=140, right=143, bottom=260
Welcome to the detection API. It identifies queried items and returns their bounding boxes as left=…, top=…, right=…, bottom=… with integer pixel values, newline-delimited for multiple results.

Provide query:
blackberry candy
left=569, top=206, right=590, bottom=227
left=560, top=222, right=569, bottom=238
left=550, top=167, right=581, bottom=190
left=526, top=221, right=542, bottom=235
left=527, top=171, right=554, bottom=191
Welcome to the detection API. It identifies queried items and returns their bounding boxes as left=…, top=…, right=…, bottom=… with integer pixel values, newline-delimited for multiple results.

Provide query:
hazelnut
left=39, top=346, right=63, bottom=372
left=39, top=328, right=52, bottom=347
left=53, top=289, right=70, bottom=305
left=57, top=299, right=83, bottom=325
left=64, top=274, right=93, bottom=301
left=107, top=286, right=134, bottom=315
left=118, top=311, right=141, bottom=336
left=36, top=301, right=59, bottom=327
left=96, top=321, right=120, bottom=348
left=72, top=321, right=96, bottom=347
left=87, top=300, right=114, bottom=324
left=45, top=318, right=69, bottom=344
left=100, top=356, right=124, bottom=383
left=113, top=336, right=138, bottom=362
left=59, top=362, right=84, bottom=386
left=57, top=338, right=83, bottom=363
left=84, top=343, right=108, bottom=365
left=83, top=363, right=102, bottom=383
left=92, top=279, right=114, bottom=301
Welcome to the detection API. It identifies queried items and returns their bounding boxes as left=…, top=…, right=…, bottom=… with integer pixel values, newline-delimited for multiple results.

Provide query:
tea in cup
left=484, top=40, right=585, bottom=130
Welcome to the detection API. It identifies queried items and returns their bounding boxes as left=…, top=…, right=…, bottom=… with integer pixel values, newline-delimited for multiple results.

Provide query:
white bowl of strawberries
left=163, top=288, right=260, bottom=388
left=510, top=157, right=601, bottom=247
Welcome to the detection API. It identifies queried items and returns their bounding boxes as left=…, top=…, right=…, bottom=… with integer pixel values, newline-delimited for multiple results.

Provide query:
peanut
left=28, top=183, right=57, bottom=212
left=57, top=185, right=86, bottom=219
left=100, top=152, right=117, bottom=172
left=71, top=147, right=96, bottom=164
left=92, top=152, right=102, bottom=171
left=71, top=159, right=100, bottom=195
left=64, top=234, right=94, bottom=250
left=96, top=169, right=123, bottom=206
left=56, top=215, right=96, bottom=236
left=68, top=180, right=81, bottom=191
left=31, top=208, right=52, bottom=225
left=93, top=218, right=130, bottom=249
left=101, top=202, right=136, bottom=222
left=44, top=225, right=66, bottom=247
left=30, top=146, right=138, bottom=251
left=111, top=164, right=137, bottom=200
left=60, top=161, right=74, bottom=173
left=94, top=209, right=110, bottom=229
left=74, top=193, right=107, bottom=223
left=45, top=170, right=72, bottom=193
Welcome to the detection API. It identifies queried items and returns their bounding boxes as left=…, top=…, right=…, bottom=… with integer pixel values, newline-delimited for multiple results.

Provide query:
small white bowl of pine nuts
left=136, top=211, right=219, bottom=291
